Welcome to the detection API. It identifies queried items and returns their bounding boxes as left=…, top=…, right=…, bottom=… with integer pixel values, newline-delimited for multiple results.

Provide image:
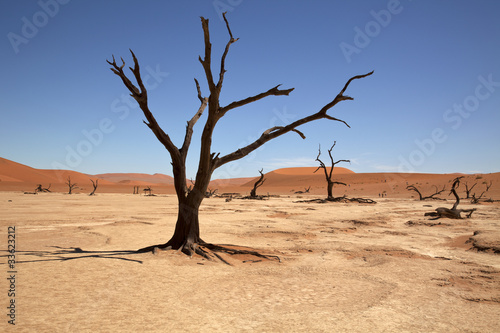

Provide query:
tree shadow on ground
left=0, top=246, right=143, bottom=264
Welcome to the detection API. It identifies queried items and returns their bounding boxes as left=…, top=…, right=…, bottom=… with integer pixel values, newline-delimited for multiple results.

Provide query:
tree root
left=137, top=241, right=281, bottom=265
left=295, top=196, right=376, bottom=204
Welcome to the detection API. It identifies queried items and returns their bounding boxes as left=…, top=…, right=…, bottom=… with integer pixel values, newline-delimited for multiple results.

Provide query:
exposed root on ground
left=137, top=241, right=281, bottom=265
left=295, top=196, right=376, bottom=204
left=238, top=195, right=269, bottom=200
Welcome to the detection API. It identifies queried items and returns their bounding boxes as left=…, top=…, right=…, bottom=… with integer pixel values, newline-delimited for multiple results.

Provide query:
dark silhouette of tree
left=89, top=179, right=99, bottom=196
left=250, top=169, right=266, bottom=198
left=66, top=176, right=78, bottom=194
left=107, top=13, right=373, bottom=258
left=294, top=186, right=311, bottom=194
left=314, top=141, right=349, bottom=198
left=464, top=181, right=477, bottom=199
left=205, top=188, right=218, bottom=198
left=471, top=181, right=493, bottom=204
left=425, top=177, right=476, bottom=219
left=406, top=184, right=446, bottom=200
left=35, top=184, right=51, bottom=193
left=143, top=186, right=153, bottom=196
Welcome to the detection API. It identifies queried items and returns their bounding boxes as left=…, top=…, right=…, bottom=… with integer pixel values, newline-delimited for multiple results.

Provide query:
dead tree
left=35, top=184, right=51, bottom=193
left=314, top=141, right=349, bottom=198
left=133, top=186, right=140, bottom=194
left=424, top=177, right=476, bottom=219
left=205, top=188, right=218, bottom=198
left=107, top=12, right=373, bottom=258
left=464, top=181, right=477, bottom=199
left=250, top=169, right=266, bottom=198
left=294, top=186, right=311, bottom=194
left=406, top=184, right=446, bottom=200
left=143, top=186, right=153, bottom=196
left=65, top=177, right=78, bottom=194
left=471, top=181, right=493, bottom=204
left=89, top=179, right=99, bottom=196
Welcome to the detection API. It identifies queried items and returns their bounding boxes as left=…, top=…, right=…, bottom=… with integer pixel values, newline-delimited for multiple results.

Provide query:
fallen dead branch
left=424, top=177, right=476, bottom=219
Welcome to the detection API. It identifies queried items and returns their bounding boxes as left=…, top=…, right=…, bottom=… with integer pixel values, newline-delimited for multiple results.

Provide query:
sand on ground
left=1, top=190, right=499, bottom=332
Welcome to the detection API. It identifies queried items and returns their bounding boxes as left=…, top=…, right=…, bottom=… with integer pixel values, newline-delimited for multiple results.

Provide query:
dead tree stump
left=424, top=177, right=476, bottom=219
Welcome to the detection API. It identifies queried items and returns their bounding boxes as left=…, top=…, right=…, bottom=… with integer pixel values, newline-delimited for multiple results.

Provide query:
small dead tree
left=471, top=181, right=493, bottom=204
left=133, top=186, right=140, bottom=194
left=294, top=186, right=311, bottom=194
left=464, top=181, right=477, bottom=199
left=406, top=184, right=446, bottom=200
left=205, top=188, right=218, bottom=197
left=143, top=186, right=153, bottom=196
left=35, top=184, right=51, bottom=193
left=314, top=141, right=349, bottom=198
left=89, top=179, right=99, bottom=196
left=107, top=12, right=373, bottom=258
left=65, top=177, right=78, bottom=194
left=250, top=169, right=266, bottom=198
left=425, top=177, right=476, bottom=219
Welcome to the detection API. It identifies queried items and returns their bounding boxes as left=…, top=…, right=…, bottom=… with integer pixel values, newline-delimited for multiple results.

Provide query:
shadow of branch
left=0, top=246, right=143, bottom=264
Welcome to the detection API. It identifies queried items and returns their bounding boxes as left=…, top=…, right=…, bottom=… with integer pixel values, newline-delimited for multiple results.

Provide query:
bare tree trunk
left=89, top=179, right=98, bottom=196
left=250, top=169, right=265, bottom=197
left=327, top=181, right=334, bottom=198
left=314, top=141, right=348, bottom=199
left=108, top=13, right=373, bottom=259
left=464, top=181, right=477, bottom=199
left=66, top=176, right=78, bottom=194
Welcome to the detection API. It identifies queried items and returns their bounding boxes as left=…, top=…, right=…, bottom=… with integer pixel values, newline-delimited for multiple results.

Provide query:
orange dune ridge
left=0, top=157, right=499, bottom=199
left=272, top=166, right=354, bottom=175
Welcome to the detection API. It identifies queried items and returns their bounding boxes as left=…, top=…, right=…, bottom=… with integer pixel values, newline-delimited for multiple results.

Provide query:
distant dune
left=272, top=166, right=354, bottom=175
left=95, top=173, right=174, bottom=185
left=0, top=157, right=498, bottom=199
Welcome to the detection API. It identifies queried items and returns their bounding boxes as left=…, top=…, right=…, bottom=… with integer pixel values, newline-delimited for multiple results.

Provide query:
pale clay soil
left=1, top=192, right=500, bottom=332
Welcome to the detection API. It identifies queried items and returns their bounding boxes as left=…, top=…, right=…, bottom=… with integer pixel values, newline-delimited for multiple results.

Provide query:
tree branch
left=199, top=17, right=216, bottom=94
left=219, top=85, right=295, bottom=116
left=181, top=79, right=208, bottom=156
left=217, top=12, right=239, bottom=91
left=314, top=144, right=330, bottom=181
left=214, top=71, right=373, bottom=169
left=107, top=51, right=179, bottom=160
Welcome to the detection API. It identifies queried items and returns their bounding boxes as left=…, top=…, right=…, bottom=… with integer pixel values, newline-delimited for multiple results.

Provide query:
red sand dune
left=95, top=173, right=174, bottom=185
left=0, top=157, right=499, bottom=199
left=272, top=166, right=354, bottom=175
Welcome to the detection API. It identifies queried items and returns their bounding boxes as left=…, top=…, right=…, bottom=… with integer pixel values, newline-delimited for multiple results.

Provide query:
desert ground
left=1, top=158, right=500, bottom=332
left=1, top=184, right=500, bottom=332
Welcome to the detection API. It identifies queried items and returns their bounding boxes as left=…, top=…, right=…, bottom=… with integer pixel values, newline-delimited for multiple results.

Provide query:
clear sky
left=1, top=0, right=499, bottom=179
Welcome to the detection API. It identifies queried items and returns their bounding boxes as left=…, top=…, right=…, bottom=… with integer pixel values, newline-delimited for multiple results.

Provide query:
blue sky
left=1, top=0, right=499, bottom=179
